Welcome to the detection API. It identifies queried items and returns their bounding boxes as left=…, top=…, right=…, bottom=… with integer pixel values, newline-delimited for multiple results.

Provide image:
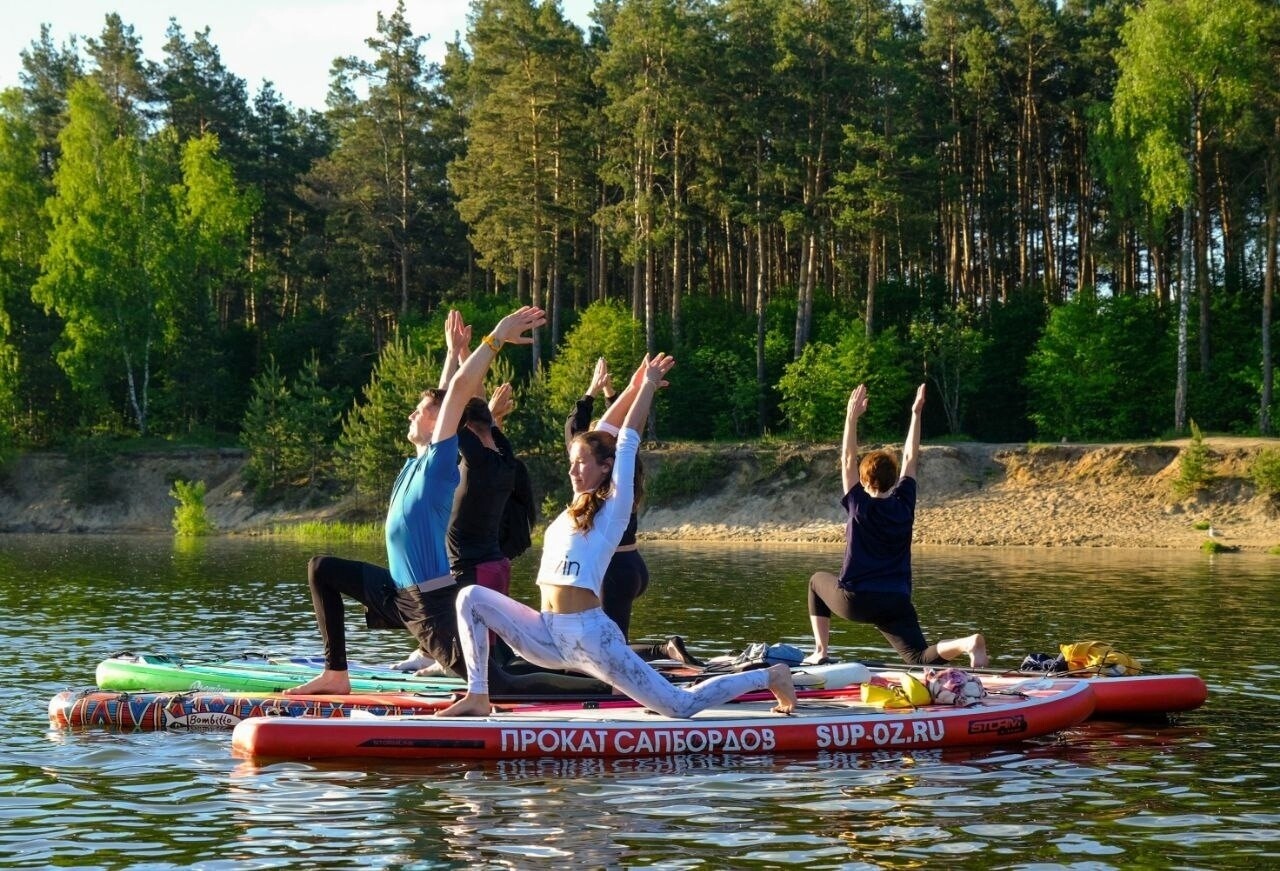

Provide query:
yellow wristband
left=482, top=334, right=503, bottom=353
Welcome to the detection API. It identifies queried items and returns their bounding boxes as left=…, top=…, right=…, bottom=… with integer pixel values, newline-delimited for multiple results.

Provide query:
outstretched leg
left=555, top=610, right=795, bottom=719
left=436, top=585, right=567, bottom=717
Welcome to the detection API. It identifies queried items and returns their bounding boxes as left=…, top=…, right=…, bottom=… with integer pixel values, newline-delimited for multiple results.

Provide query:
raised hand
left=847, top=383, right=868, bottom=420
left=445, top=309, right=472, bottom=356
left=637, top=352, right=676, bottom=388
left=488, top=382, right=515, bottom=423
left=589, top=357, right=612, bottom=396
left=912, top=383, right=926, bottom=415
left=491, top=306, right=547, bottom=346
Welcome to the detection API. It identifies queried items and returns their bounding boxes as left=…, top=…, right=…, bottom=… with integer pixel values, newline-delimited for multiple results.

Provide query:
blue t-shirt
left=385, top=436, right=460, bottom=589
left=837, top=476, right=916, bottom=595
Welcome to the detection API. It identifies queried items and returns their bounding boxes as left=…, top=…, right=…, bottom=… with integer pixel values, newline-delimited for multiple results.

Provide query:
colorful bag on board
left=1059, top=641, right=1142, bottom=676
left=861, top=672, right=932, bottom=709
left=925, top=667, right=986, bottom=707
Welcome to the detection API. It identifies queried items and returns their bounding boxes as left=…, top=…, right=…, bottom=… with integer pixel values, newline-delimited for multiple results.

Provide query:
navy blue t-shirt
left=837, top=476, right=916, bottom=595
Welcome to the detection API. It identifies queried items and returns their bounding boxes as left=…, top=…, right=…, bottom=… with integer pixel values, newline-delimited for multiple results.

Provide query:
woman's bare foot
left=766, top=664, right=798, bottom=714
left=283, top=669, right=351, bottom=696
left=966, top=634, right=989, bottom=668
left=802, top=650, right=828, bottom=666
left=435, top=692, right=493, bottom=717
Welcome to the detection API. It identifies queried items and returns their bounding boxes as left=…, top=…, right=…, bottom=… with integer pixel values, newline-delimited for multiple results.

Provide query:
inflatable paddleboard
left=51, top=661, right=875, bottom=732
left=49, top=688, right=455, bottom=731
left=93, top=652, right=865, bottom=695
left=94, top=652, right=466, bottom=694
left=232, top=675, right=1096, bottom=761
left=863, top=664, right=1207, bottom=718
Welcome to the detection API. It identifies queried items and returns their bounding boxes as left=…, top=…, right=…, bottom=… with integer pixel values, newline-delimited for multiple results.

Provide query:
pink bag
left=925, top=667, right=986, bottom=707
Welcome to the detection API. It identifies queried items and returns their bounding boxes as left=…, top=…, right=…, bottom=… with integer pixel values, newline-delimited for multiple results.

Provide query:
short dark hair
left=461, top=396, right=493, bottom=428
left=419, top=388, right=446, bottom=405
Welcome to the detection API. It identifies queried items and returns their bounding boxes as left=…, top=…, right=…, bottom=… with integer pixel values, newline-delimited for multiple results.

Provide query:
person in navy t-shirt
left=804, top=383, right=989, bottom=668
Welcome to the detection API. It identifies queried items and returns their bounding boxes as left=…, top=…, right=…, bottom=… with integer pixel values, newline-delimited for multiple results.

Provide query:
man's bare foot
left=966, top=634, right=989, bottom=668
left=802, top=651, right=828, bottom=666
left=283, top=669, right=351, bottom=696
left=766, top=664, right=798, bottom=714
left=435, top=693, right=493, bottom=717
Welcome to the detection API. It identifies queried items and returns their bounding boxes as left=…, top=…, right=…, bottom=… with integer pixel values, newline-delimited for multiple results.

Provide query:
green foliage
left=1026, top=295, right=1173, bottom=441
left=1200, top=539, right=1233, bottom=554
left=501, top=367, right=562, bottom=458
left=1112, top=0, right=1262, bottom=215
left=777, top=324, right=913, bottom=441
left=1191, top=519, right=1211, bottom=531
left=240, top=358, right=290, bottom=497
left=971, top=293, right=1047, bottom=442
left=266, top=520, right=382, bottom=542
left=546, top=299, right=644, bottom=420
left=335, top=332, right=441, bottom=497
left=645, top=452, right=733, bottom=506
left=241, top=354, right=339, bottom=500
left=170, top=478, right=213, bottom=536
left=1249, top=449, right=1280, bottom=497
left=663, top=297, right=761, bottom=439
left=1172, top=421, right=1212, bottom=499
left=909, top=307, right=989, bottom=435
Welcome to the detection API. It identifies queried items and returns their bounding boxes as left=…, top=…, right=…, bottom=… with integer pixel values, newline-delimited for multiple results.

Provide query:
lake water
left=2, top=534, right=1279, bottom=869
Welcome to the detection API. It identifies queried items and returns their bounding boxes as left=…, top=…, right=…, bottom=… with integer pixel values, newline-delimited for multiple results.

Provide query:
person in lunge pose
left=564, top=356, right=701, bottom=666
left=437, top=354, right=797, bottom=718
left=804, top=382, right=988, bottom=668
left=284, top=306, right=546, bottom=696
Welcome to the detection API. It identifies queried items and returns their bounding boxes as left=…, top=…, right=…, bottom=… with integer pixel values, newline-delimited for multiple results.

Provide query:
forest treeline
left=0, top=0, right=1277, bottom=500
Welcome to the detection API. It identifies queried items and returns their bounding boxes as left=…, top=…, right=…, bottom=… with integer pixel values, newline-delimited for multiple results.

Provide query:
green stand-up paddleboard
left=95, top=652, right=466, bottom=694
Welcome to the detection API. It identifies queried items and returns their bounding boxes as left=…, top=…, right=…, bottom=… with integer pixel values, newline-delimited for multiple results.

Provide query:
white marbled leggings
left=455, top=584, right=772, bottom=718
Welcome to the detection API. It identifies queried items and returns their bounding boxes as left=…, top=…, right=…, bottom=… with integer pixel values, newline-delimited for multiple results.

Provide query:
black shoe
left=665, top=635, right=704, bottom=667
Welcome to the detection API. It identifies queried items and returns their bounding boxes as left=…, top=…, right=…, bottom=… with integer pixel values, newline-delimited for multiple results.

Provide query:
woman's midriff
left=540, top=584, right=601, bottom=614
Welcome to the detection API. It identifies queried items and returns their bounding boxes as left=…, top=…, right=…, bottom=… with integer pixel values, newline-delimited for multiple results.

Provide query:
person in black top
left=389, top=312, right=617, bottom=697
left=566, top=356, right=702, bottom=666
left=449, top=395, right=517, bottom=592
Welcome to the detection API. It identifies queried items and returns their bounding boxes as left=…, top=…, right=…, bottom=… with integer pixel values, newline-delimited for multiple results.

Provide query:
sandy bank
left=1, top=439, right=1277, bottom=552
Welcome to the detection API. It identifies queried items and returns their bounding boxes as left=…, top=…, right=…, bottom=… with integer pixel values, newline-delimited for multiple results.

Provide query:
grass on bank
left=265, top=521, right=383, bottom=543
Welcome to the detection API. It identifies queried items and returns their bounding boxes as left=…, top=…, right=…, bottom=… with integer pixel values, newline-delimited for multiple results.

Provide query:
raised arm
left=564, top=357, right=612, bottom=450
left=432, top=306, right=545, bottom=445
left=488, top=382, right=514, bottom=430
left=900, top=383, right=926, bottom=480
left=437, top=309, right=473, bottom=391
left=841, top=384, right=868, bottom=495
left=599, top=354, right=671, bottom=434
left=621, top=353, right=675, bottom=435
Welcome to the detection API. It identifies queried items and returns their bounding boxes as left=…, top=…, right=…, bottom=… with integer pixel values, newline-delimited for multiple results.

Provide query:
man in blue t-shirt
left=285, top=306, right=546, bottom=696
left=803, top=382, right=989, bottom=668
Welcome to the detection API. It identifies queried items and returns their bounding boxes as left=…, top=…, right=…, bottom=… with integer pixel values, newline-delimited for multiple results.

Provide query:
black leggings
left=600, top=549, right=650, bottom=639
left=306, top=555, right=464, bottom=676
left=807, top=573, right=943, bottom=666
left=599, top=549, right=671, bottom=661
left=306, top=554, right=613, bottom=696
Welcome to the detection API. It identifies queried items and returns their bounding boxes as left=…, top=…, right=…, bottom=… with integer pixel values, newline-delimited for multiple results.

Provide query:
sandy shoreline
left=1, top=439, right=1277, bottom=553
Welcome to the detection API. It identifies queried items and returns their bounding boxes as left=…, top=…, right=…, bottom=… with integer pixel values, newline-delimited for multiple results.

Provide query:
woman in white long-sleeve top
left=437, top=354, right=797, bottom=718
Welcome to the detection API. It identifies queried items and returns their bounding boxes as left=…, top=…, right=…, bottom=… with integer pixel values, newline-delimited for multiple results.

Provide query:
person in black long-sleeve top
left=566, top=357, right=701, bottom=666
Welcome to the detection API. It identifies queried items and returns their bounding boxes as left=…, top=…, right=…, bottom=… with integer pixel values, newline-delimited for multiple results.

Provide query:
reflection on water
left=1, top=534, right=1278, bottom=867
